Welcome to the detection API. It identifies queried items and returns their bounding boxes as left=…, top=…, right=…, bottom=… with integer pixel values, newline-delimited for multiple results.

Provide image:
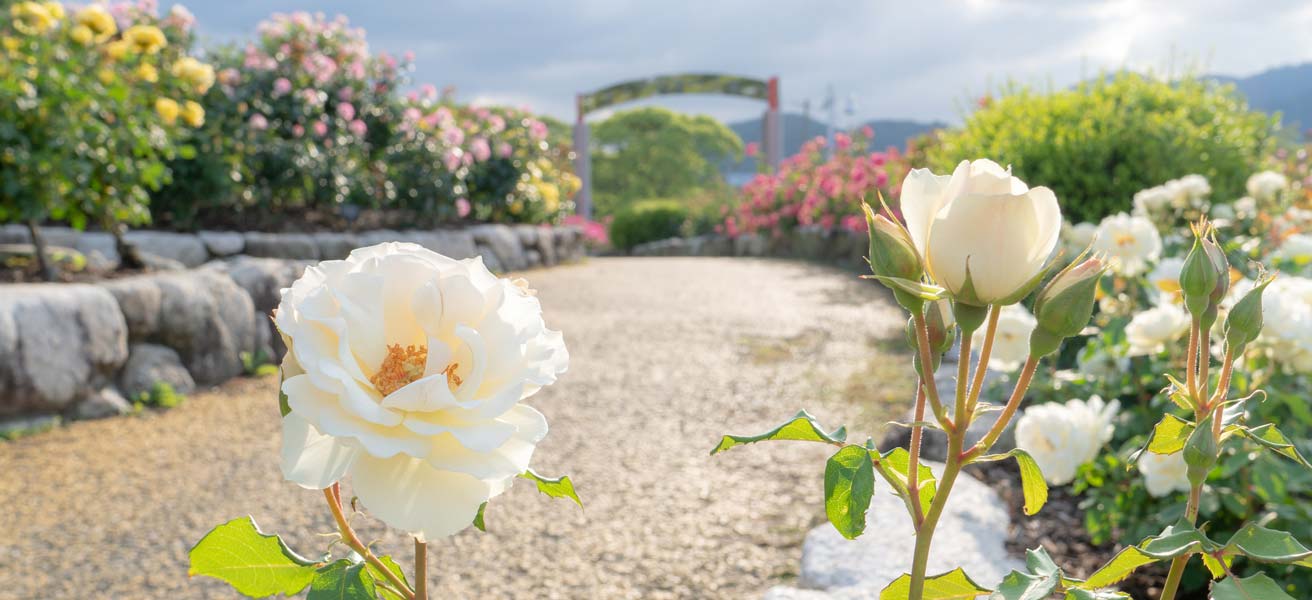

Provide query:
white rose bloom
left=276, top=243, right=569, bottom=540
left=1132, top=186, right=1173, bottom=217
left=973, top=303, right=1037, bottom=372
left=901, top=159, right=1061, bottom=304
left=1092, top=213, right=1162, bottom=276
left=1246, top=170, right=1289, bottom=203
left=1272, top=233, right=1312, bottom=264
left=1139, top=451, right=1191, bottom=497
left=1147, top=257, right=1184, bottom=298
left=1233, top=197, right=1258, bottom=218
left=1125, top=304, right=1191, bottom=356
left=1251, top=277, right=1312, bottom=372
left=1174, top=174, right=1211, bottom=204
left=1015, top=395, right=1119, bottom=485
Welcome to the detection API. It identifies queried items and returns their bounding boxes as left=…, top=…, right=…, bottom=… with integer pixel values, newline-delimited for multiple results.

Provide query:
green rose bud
left=1183, top=415, right=1218, bottom=487
left=1225, top=276, right=1273, bottom=354
left=905, top=299, right=956, bottom=377
left=864, top=203, right=922, bottom=283
left=1180, top=237, right=1217, bottom=321
left=1200, top=232, right=1229, bottom=331
left=1029, top=255, right=1108, bottom=358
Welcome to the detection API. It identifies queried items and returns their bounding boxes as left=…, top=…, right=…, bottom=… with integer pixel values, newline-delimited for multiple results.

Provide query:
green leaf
left=1209, top=573, right=1296, bottom=600
left=1146, top=414, right=1195, bottom=455
left=881, top=567, right=991, bottom=599
left=1223, top=523, right=1312, bottom=564
left=975, top=449, right=1048, bottom=515
left=188, top=516, right=319, bottom=597
left=365, top=555, right=410, bottom=600
left=472, top=502, right=488, bottom=532
left=1241, top=424, right=1312, bottom=468
left=1138, top=519, right=1219, bottom=559
left=520, top=469, right=582, bottom=507
left=1202, top=553, right=1231, bottom=580
left=1080, top=547, right=1157, bottom=589
left=824, top=445, right=876, bottom=540
left=710, top=410, right=847, bottom=455
left=278, top=367, right=291, bottom=417
left=992, top=569, right=1059, bottom=600
left=307, top=560, right=378, bottom=600
left=876, top=446, right=937, bottom=516
left=1065, top=590, right=1130, bottom=600
left=864, top=275, right=948, bottom=301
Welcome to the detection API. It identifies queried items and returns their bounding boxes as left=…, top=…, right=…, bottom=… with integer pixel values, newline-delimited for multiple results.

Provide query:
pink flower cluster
left=563, top=214, right=610, bottom=247
left=398, top=93, right=552, bottom=172
left=721, top=130, right=908, bottom=238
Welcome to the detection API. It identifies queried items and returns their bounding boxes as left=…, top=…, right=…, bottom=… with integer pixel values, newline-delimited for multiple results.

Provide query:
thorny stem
left=910, top=354, right=1041, bottom=600
left=964, top=356, right=1040, bottom=461
left=414, top=538, right=428, bottom=600
left=913, top=313, right=951, bottom=431
left=1186, top=321, right=1201, bottom=407
left=1198, top=328, right=1211, bottom=396
left=325, top=485, right=416, bottom=599
left=965, top=305, right=1002, bottom=417
left=1159, top=483, right=1203, bottom=600
left=907, top=385, right=929, bottom=528
left=1162, top=346, right=1223, bottom=600
left=955, top=333, right=973, bottom=425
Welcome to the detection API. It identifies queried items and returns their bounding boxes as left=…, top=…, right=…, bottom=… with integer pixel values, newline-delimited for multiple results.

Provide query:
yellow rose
left=41, top=1, right=64, bottom=20
left=135, top=63, right=158, bottom=83
left=96, top=68, right=114, bottom=85
left=10, top=2, right=57, bottom=35
left=155, top=97, right=179, bottom=125
left=1, top=37, right=20, bottom=53
left=538, top=182, right=560, bottom=213
left=69, top=24, right=93, bottom=45
left=180, top=100, right=205, bottom=127
left=74, top=5, right=116, bottom=41
left=170, top=57, right=215, bottom=94
left=104, top=40, right=129, bottom=60
left=123, top=25, right=167, bottom=55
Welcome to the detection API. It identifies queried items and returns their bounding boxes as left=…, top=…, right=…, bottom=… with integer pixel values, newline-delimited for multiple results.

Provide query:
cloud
left=183, top=0, right=1312, bottom=124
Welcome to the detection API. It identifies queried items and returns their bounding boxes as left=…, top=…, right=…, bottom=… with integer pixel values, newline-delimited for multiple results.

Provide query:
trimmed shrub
left=927, top=73, right=1280, bottom=223
left=609, top=200, right=689, bottom=250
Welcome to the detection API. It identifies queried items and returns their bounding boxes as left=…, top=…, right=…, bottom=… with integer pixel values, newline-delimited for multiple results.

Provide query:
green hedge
left=927, top=73, right=1280, bottom=223
left=609, top=200, right=689, bottom=250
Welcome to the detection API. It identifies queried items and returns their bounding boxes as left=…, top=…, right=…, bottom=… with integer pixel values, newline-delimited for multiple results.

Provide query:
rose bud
left=863, top=202, right=925, bottom=312
left=1180, top=232, right=1218, bottom=321
left=1029, top=255, right=1108, bottom=358
left=1224, top=275, right=1273, bottom=355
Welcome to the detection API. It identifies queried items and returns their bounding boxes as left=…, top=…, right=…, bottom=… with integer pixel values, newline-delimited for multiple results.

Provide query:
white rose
left=1246, top=170, right=1289, bottom=203
left=276, top=242, right=569, bottom=540
left=902, top=159, right=1061, bottom=304
left=972, top=303, right=1036, bottom=372
left=1273, top=233, right=1312, bottom=264
left=1174, top=174, right=1211, bottom=203
left=1132, top=186, right=1172, bottom=216
left=1125, top=303, right=1191, bottom=356
left=1015, top=395, right=1119, bottom=485
left=1233, top=197, right=1258, bottom=218
left=1092, top=213, right=1162, bottom=276
left=1138, top=451, right=1191, bottom=497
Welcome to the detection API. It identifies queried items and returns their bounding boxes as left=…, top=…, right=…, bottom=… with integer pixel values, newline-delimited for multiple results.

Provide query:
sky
left=184, top=0, right=1312, bottom=127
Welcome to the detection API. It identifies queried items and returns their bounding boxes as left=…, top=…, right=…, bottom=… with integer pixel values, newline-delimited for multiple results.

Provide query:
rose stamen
left=442, top=362, right=463, bottom=391
left=370, top=344, right=428, bottom=396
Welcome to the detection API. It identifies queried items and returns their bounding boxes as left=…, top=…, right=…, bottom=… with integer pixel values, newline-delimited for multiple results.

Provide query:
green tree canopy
left=591, top=107, right=742, bottom=216
left=926, top=72, right=1280, bottom=223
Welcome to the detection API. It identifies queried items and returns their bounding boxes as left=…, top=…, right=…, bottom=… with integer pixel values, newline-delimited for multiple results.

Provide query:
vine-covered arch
left=572, top=73, right=781, bottom=217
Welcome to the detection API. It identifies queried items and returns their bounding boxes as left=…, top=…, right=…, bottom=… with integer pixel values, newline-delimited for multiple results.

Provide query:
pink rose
left=249, top=114, right=269, bottom=130
left=455, top=197, right=471, bottom=218
left=273, top=78, right=292, bottom=97
left=336, top=102, right=356, bottom=121
left=292, top=124, right=305, bottom=138
left=312, top=121, right=328, bottom=137
left=496, top=142, right=513, bottom=158
left=348, top=119, right=367, bottom=137
left=470, top=138, right=491, bottom=162
left=443, top=150, right=461, bottom=171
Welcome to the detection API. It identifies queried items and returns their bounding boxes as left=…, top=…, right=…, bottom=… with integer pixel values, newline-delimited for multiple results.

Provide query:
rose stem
left=907, top=384, right=928, bottom=528
left=324, top=485, right=415, bottom=599
left=415, top=538, right=428, bottom=600
left=964, top=305, right=1002, bottom=417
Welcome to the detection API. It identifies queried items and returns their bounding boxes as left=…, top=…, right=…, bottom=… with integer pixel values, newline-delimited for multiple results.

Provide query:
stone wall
left=628, top=226, right=867, bottom=268
left=0, top=224, right=586, bottom=424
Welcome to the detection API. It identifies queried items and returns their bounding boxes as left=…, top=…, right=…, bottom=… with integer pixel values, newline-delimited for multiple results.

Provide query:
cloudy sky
left=186, top=0, right=1312, bottom=126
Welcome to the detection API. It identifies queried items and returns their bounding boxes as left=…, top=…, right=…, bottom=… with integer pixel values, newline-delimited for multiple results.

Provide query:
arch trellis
left=573, top=73, right=781, bottom=217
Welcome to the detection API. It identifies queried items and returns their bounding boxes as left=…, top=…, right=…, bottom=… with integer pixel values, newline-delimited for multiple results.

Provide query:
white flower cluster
left=1090, top=212, right=1162, bottom=277
left=972, top=304, right=1037, bottom=373
left=1132, top=174, right=1211, bottom=227
left=1124, top=304, right=1191, bottom=356
left=1246, top=170, right=1289, bottom=205
left=1015, top=395, right=1119, bottom=485
left=1234, top=275, right=1312, bottom=372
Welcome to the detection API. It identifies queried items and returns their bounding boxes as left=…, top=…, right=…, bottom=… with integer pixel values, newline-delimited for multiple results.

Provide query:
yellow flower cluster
left=10, top=2, right=62, bottom=35
left=154, top=97, right=204, bottom=128
left=123, top=25, right=167, bottom=55
left=171, top=56, right=215, bottom=94
left=73, top=5, right=117, bottom=43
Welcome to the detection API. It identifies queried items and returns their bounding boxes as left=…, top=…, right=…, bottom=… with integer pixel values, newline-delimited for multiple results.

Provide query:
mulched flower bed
left=968, top=462, right=1182, bottom=600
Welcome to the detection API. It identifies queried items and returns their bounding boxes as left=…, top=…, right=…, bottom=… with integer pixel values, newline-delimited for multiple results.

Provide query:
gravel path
left=0, top=257, right=913, bottom=600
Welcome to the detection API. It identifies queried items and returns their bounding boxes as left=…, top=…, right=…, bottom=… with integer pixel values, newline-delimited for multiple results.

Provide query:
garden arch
left=573, top=73, right=781, bottom=217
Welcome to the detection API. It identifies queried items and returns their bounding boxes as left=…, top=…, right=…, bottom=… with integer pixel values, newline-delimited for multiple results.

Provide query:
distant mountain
left=1207, top=62, right=1312, bottom=132
left=726, top=113, right=944, bottom=158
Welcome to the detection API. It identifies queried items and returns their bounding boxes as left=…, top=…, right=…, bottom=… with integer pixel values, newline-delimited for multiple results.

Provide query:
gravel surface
left=0, top=257, right=913, bottom=600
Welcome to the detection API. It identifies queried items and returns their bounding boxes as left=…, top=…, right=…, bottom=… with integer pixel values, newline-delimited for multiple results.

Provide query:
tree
left=590, top=107, right=742, bottom=216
